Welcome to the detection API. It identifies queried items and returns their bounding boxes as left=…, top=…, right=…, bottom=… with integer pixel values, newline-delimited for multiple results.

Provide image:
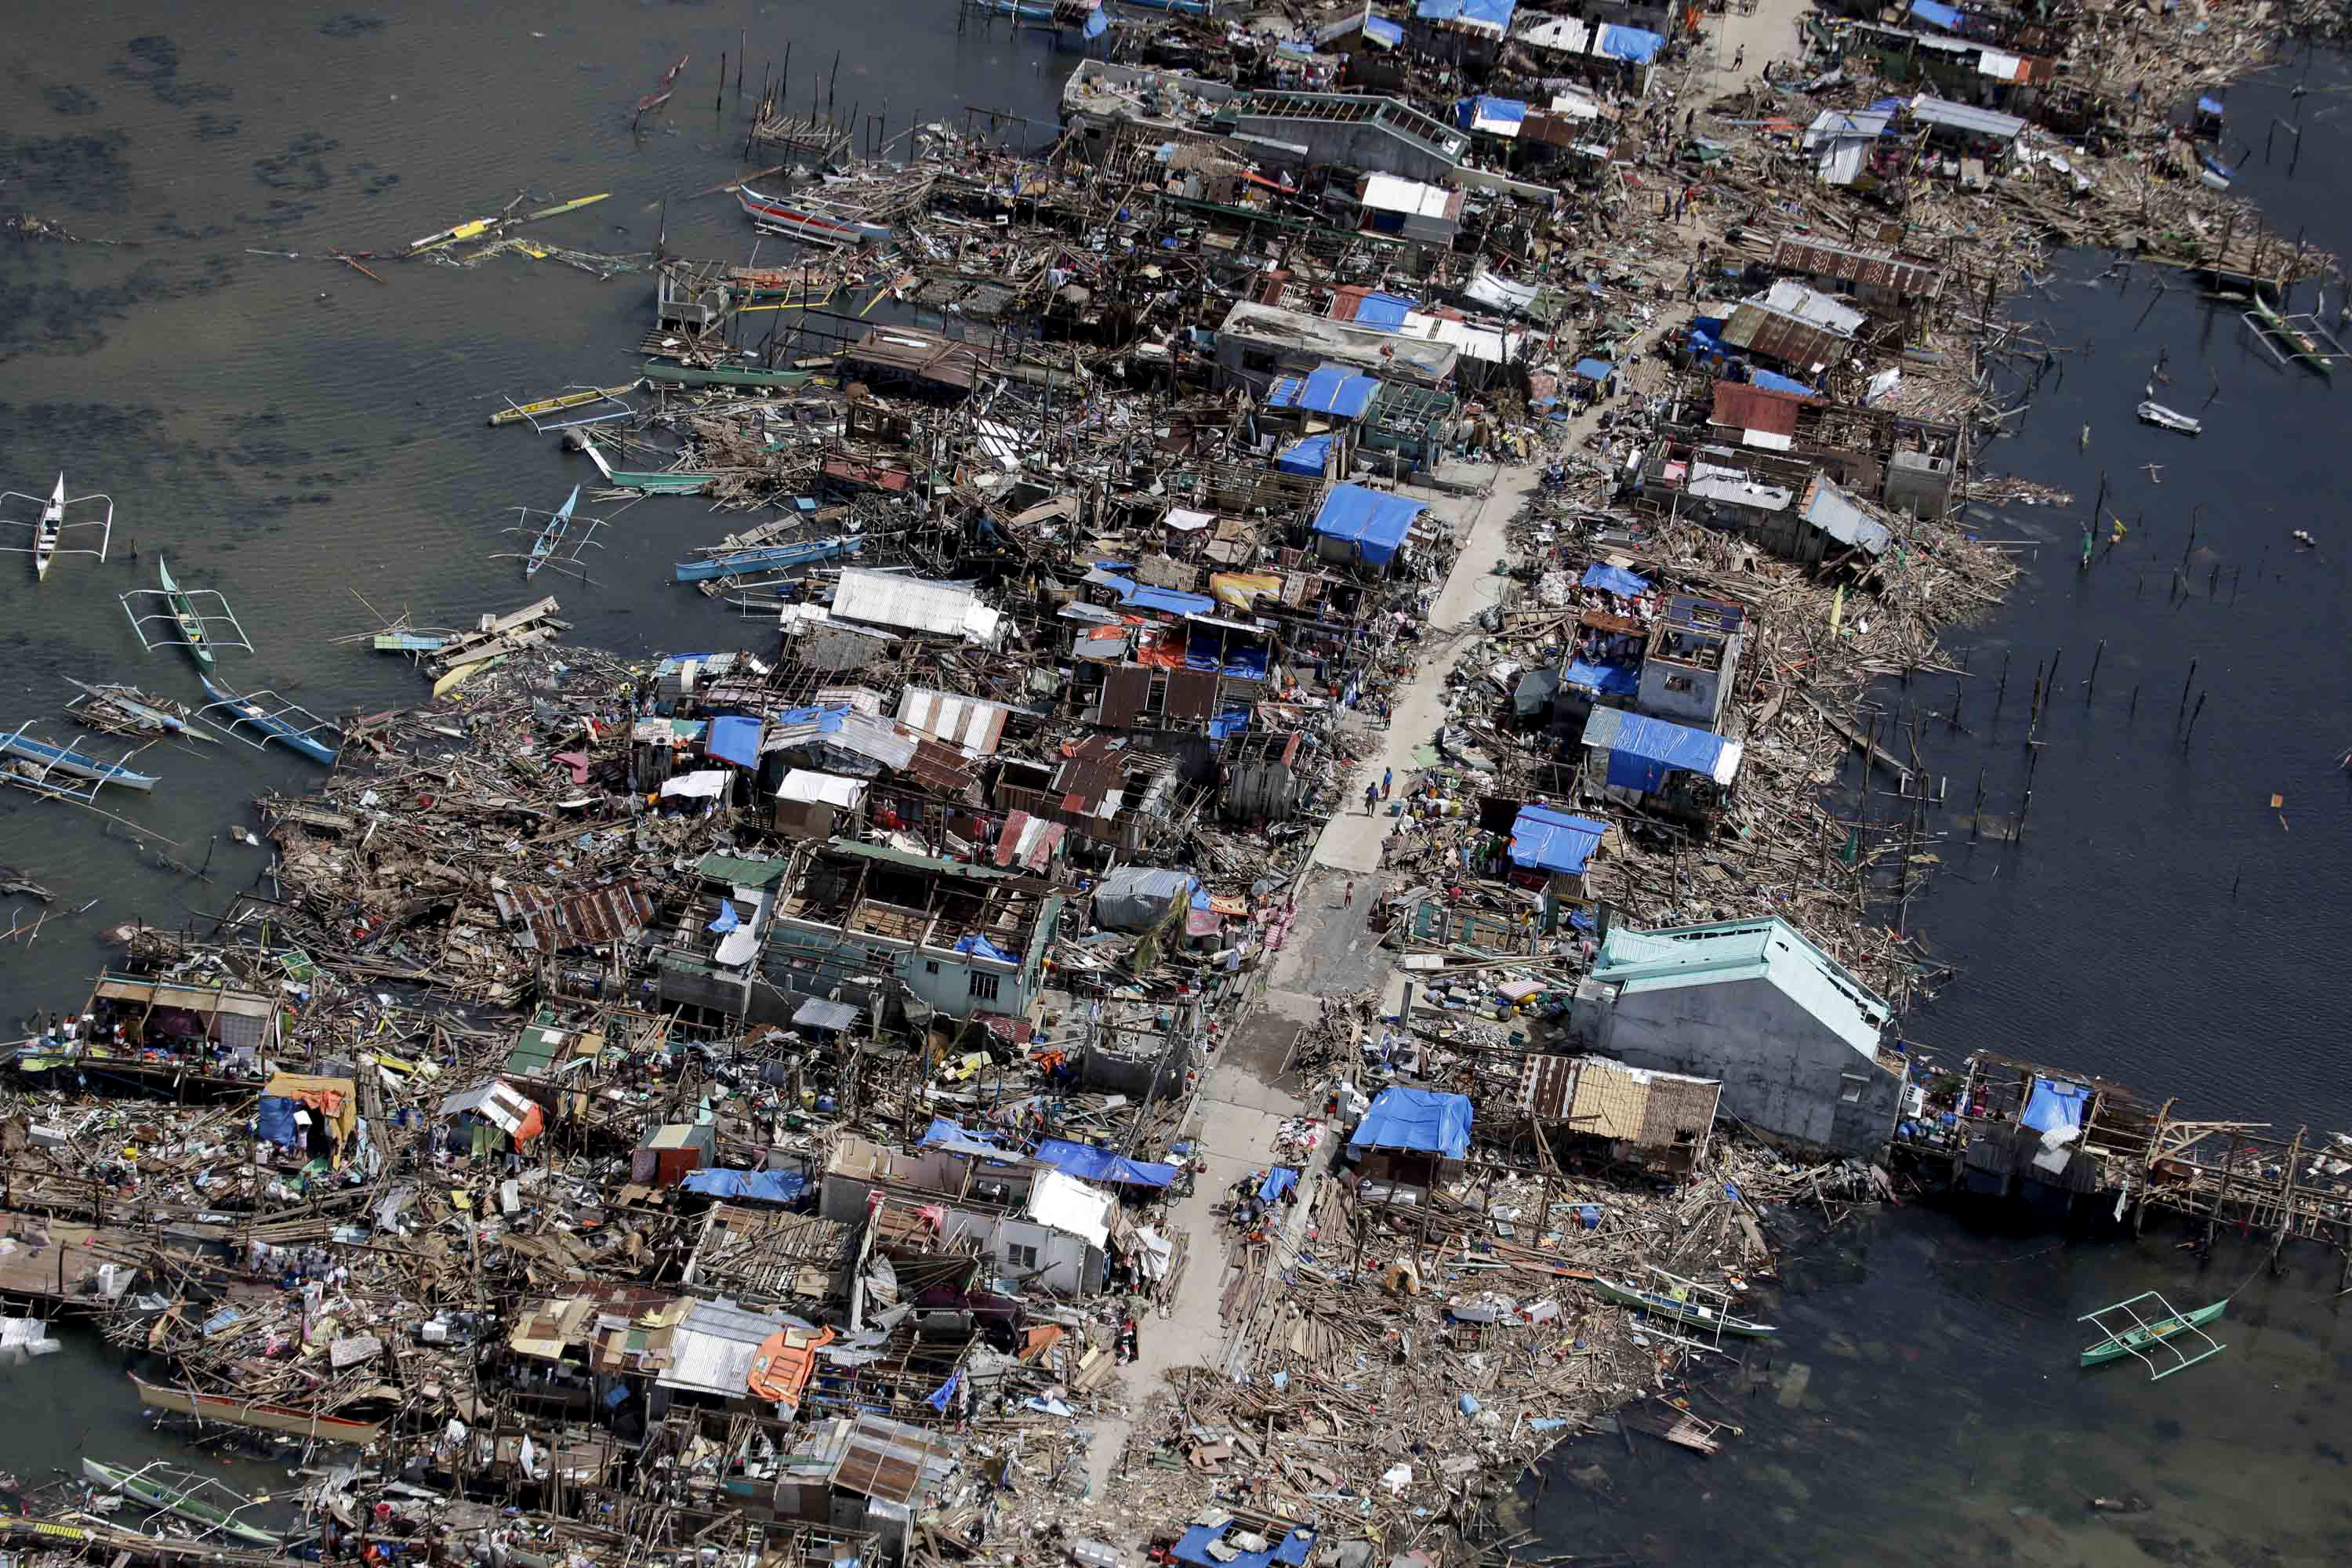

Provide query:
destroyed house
left=777, top=1413, right=960, bottom=1558
left=1519, top=1052, right=1721, bottom=1171
left=990, top=737, right=1183, bottom=854
left=74, top=971, right=285, bottom=1080
left=822, top=1135, right=1112, bottom=1297
left=1635, top=594, right=1744, bottom=731
left=1722, top=282, right=1865, bottom=376
left=1578, top=916, right=1905, bottom=1157
left=1217, top=89, right=1472, bottom=184
left=1215, top=301, right=1458, bottom=391
left=652, top=853, right=794, bottom=1021
left=684, top=1204, right=856, bottom=1308
left=1579, top=706, right=1742, bottom=822
left=1769, top=234, right=1944, bottom=310
left=761, top=841, right=1061, bottom=1024
left=1348, top=1086, right=1473, bottom=1198
left=1311, top=483, right=1429, bottom=573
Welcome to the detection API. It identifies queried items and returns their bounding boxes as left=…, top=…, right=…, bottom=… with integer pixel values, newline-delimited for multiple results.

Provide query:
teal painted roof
left=1595, top=916, right=1889, bottom=1059
left=696, top=852, right=793, bottom=890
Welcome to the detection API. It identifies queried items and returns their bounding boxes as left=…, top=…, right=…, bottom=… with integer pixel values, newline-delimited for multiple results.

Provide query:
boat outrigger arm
left=2078, top=1291, right=2228, bottom=1380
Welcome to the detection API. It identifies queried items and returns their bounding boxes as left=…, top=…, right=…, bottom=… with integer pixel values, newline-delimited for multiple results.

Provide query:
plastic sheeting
left=1508, top=804, right=1610, bottom=875
left=709, top=714, right=764, bottom=768
left=1276, top=434, right=1332, bottom=476
left=1563, top=658, right=1639, bottom=696
left=1033, top=1138, right=1178, bottom=1187
left=680, top=1168, right=810, bottom=1203
left=920, top=1116, right=1017, bottom=1159
left=1269, top=365, right=1379, bottom=419
left=1258, top=1166, right=1300, bottom=1202
left=1094, top=866, right=1199, bottom=931
left=1349, top=292, right=1420, bottom=330
left=1595, top=24, right=1663, bottom=60
left=952, top=932, right=1016, bottom=964
left=1174, top=1526, right=1316, bottom=1568
left=2021, top=1077, right=2090, bottom=1134
left=1570, top=357, right=1615, bottom=383
left=661, top=769, right=731, bottom=800
left=1908, top=0, right=1963, bottom=27
left=1579, top=562, right=1650, bottom=597
left=1413, top=0, right=1515, bottom=32
left=1312, top=483, right=1426, bottom=566
left=256, top=1095, right=300, bottom=1147
left=1751, top=369, right=1819, bottom=397
left=1348, top=1087, right=1473, bottom=1159
left=1599, top=711, right=1732, bottom=793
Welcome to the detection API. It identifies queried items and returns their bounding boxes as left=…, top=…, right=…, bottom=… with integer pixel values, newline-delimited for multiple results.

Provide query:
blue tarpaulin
left=2021, top=1077, right=2091, bottom=1134
left=1751, top=369, right=1819, bottom=397
left=1364, top=13, right=1403, bottom=43
left=1508, top=804, right=1610, bottom=875
left=1083, top=7, right=1109, bottom=35
left=1129, top=585, right=1218, bottom=616
left=1276, top=434, right=1332, bottom=476
left=1413, top=0, right=1515, bottom=28
left=680, top=1168, right=810, bottom=1203
left=707, top=901, right=741, bottom=934
left=1570, top=357, right=1614, bottom=383
left=257, top=1096, right=300, bottom=1147
left=1312, top=483, right=1425, bottom=567
left=1457, top=95, right=1527, bottom=130
left=1595, top=23, right=1663, bottom=60
left=1599, top=713, right=1730, bottom=793
left=2196, top=94, right=2224, bottom=116
left=953, top=933, right=1016, bottom=964
left=921, top=1116, right=1018, bottom=1160
left=1258, top=1166, right=1300, bottom=1202
left=1580, top=563, right=1651, bottom=597
left=1349, top=1087, right=1474, bottom=1160
left=709, top=714, right=764, bottom=768
left=1351, top=292, right=1419, bottom=330
left=1174, top=1526, right=1316, bottom=1568
left=926, top=1368, right=963, bottom=1414
left=1033, top=1138, right=1180, bottom=1187
left=1563, top=658, right=1640, bottom=696
left=1269, top=365, right=1380, bottom=419
left=1907, top=0, right=1962, bottom=28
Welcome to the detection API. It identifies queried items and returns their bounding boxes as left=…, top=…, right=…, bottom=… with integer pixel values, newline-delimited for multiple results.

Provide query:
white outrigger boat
left=0, top=473, right=112, bottom=579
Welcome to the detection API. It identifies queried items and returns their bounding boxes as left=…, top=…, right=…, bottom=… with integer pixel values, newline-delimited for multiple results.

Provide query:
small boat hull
left=735, top=183, right=896, bottom=246
left=129, top=1374, right=387, bottom=1444
left=0, top=734, right=158, bottom=791
left=82, top=1458, right=281, bottom=1548
left=1590, top=1276, right=1777, bottom=1336
left=2136, top=400, right=2201, bottom=434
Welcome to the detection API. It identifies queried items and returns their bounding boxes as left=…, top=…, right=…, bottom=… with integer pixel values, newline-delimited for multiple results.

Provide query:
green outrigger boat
left=2079, top=1296, right=2228, bottom=1371
left=82, top=1457, right=281, bottom=1548
left=158, top=557, right=214, bottom=669
left=1590, top=1275, right=1777, bottom=1337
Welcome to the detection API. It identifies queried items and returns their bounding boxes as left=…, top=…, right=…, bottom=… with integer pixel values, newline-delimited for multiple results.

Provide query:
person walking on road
left=1343, top=880, right=1356, bottom=909
left=1381, top=767, right=1393, bottom=799
left=1363, top=782, right=1380, bottom=815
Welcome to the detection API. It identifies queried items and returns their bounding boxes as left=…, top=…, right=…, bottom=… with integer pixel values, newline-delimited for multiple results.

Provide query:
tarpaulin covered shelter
left=1349, top=1087, right=1474, bottom=1160
left=1268, top=365, right=1381, bottom=419
left=680, top=1168, right=811, bottom=1203
left=1583, top=706, right=1744, bottom=793
left=1508, top=804, right=1610, bottom=876
left=1033, top=1138, right=1179, bottom=1187
left=1312, top=484, right=1426, bottom=568
left=261, top=1072, right=359, bottom=1162
left=1580, top=563, right=1650, bottom=597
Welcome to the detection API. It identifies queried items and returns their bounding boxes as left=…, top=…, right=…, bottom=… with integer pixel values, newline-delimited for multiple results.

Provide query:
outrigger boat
left=1590, top=1275, right=1777, bottom=1337
left=2080, top=1295, right=2228, bottom=1373
left=2251, top=296, right=2334, bottom=376
left=130, top=1373, right=389, bottom=1443
left=0, top=471, right=111, bottom=579
left=81, top=1457, right=281, bottom=1550
left=197, top=673, right=343, bottom=765
left=64, top=679, right=218, bottom=743
left=0, top=724, right=158, bottom=791
left=735, top=180, right=899, bottom=248
left=2136, top=400, right=2201, bottom=435
left=122, top=557, right=254, bottom=669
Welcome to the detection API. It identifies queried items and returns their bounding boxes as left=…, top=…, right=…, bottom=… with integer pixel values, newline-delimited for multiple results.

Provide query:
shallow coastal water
left=0, top=4, right=2347, bottom=1557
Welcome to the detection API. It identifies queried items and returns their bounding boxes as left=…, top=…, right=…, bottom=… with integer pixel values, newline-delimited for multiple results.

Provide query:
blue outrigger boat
left=197, top=675, right=343, bottom=765
left=0, top=723, right=158, bottom=791
left=528, top=485, right=581, bottom=578
left=672, top=536, right=862, bottom=583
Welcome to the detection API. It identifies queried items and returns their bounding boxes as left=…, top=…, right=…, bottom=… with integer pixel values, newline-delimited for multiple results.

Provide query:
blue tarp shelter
left=1508, top=805, right=1610, bottom=876
left=1268, top=365, right=1380, bottom=419
left=1129, top=586, right=1218, bottom=616
left=1083, top=8, right=1109, bottom=36
left=1364, top=13, right=1403, bottom=43
left=257, top=1097, right=300, bottom=1147
left=1174, top=1526, right=1316, bottom=1568
left=1563, top=658, right=1640, bottom=697
left=680, top=1168, right=810, bottom=1203
left=1033, top=1138, right=1179, bottom=1188
left=1595, top=24, right=1664, bottom=60
left=709, top=715, right=764, bottom=768
left=1457, top=95, right=1527, bottom=132
left=1258, top=1166, right=1300, bottom=1202
left=953, top=933, right=1017, bottom=964
left=707, top=902, right=741, bottom=934
left=1312, top=484, right=1425, bottom=567
left=1349, top=1087, right=1474, bottom=1160
left=1580, top=562, right=1650, bottom=597
left=1570, top=357, right=1615, bottom=384
left=1414, top=0, right=1515, bottom=28
left=1276, top=434, right=1333, bottom=476
left=2021, top=1077, right=2091, bottom=1134
left=1907, top=0, right=1962, bottom=28
left=1599, top=713, right=1730, bottom=793
left=1350, top=292, right=1419, bottom=330
left=1751, top=369, right=1819, bottom=397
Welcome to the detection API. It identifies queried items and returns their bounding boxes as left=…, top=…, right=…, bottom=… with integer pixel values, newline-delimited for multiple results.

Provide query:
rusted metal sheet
left=1769, top=235, right=1943, bottom=300
left=1101, top=664, right=1152, bottom=729
left=1519, top=1052, right=1580, bottom=1122
left=1165, top=667, right=1218, bottom=721
left=1721, top=304, right=1846, bottom=372
left=494, top=882, right=655, bottom=953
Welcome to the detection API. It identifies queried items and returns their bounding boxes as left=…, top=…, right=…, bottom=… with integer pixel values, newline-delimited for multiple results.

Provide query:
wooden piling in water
left=2177, top=659, right=2198, bottom=724
left=2085, top=639, right=2104, bottom=699
left=2183, top=691, right=2207, bottom=743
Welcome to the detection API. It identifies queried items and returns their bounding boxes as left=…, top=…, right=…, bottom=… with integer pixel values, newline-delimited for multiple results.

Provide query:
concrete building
left=1215, top=300, right=1458, bottom=391
left=1882, top=448, right=1955, bottom=519
left=1635, top=593, right=1744, bottom=731
left=1573, top=916, right=1907, bottom=1157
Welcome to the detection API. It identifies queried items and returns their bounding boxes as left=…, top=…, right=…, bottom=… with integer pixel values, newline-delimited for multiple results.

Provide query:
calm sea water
left=2, top=5, right=2347, bottom=1557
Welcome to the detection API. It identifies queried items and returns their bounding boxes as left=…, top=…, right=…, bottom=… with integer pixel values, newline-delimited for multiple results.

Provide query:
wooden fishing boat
left=2080, top=1298, right=2227, bottom=1368
left=1590, top=1276, right=1777, bottom=1336
left=2252, top=297, right=2332, bottom=376
left=198, top=674, right=343, bottom=765
left=735, top=181, right=898, bottom=247
left=81, top=1458, right=281, bottom=1549
left=34, top=474, right=62, bottom=581
left=0, top=728, right=158, bottom=790
left=157, top=557, right=213, bottom=667
left=2136, top=400, right=2201, bottom=434
left=129, top=1374, right=388, bottom=1444
left=527, top=485, right=581, bottom=578
left=488, top=384, right=637, bottom=427
left=64, top=679, right=217, bottom=742
left=673, top=536, right=862, bottom=582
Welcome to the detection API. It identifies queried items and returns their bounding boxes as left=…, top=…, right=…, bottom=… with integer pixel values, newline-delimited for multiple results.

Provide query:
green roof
left=1595, top=916, right=1889, bottom=1059
left=696, top=852, right=793, bottom=890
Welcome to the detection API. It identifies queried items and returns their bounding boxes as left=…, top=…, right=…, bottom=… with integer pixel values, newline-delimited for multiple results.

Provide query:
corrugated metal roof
left=1909, top=95, right=2025, bottom=140
left=831, top=1414, right=960, bottom=1503
left=1720, top=303, right=1851, bottom=373
left=1802, top=476, right=1893, bottom=557
left=1770, top=234, right=1944, bottom=300
left=656, top=1299, right=789, bottom=1397
left=897, top=687, right=1011, bottom=755
left=1102, top=663, right=1152, bottom=728
left=831, top=568, right=997, bottom=642
left=492, top=882, right=655, bottom=953
left=1708, top=383, right=1806, bottom=439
